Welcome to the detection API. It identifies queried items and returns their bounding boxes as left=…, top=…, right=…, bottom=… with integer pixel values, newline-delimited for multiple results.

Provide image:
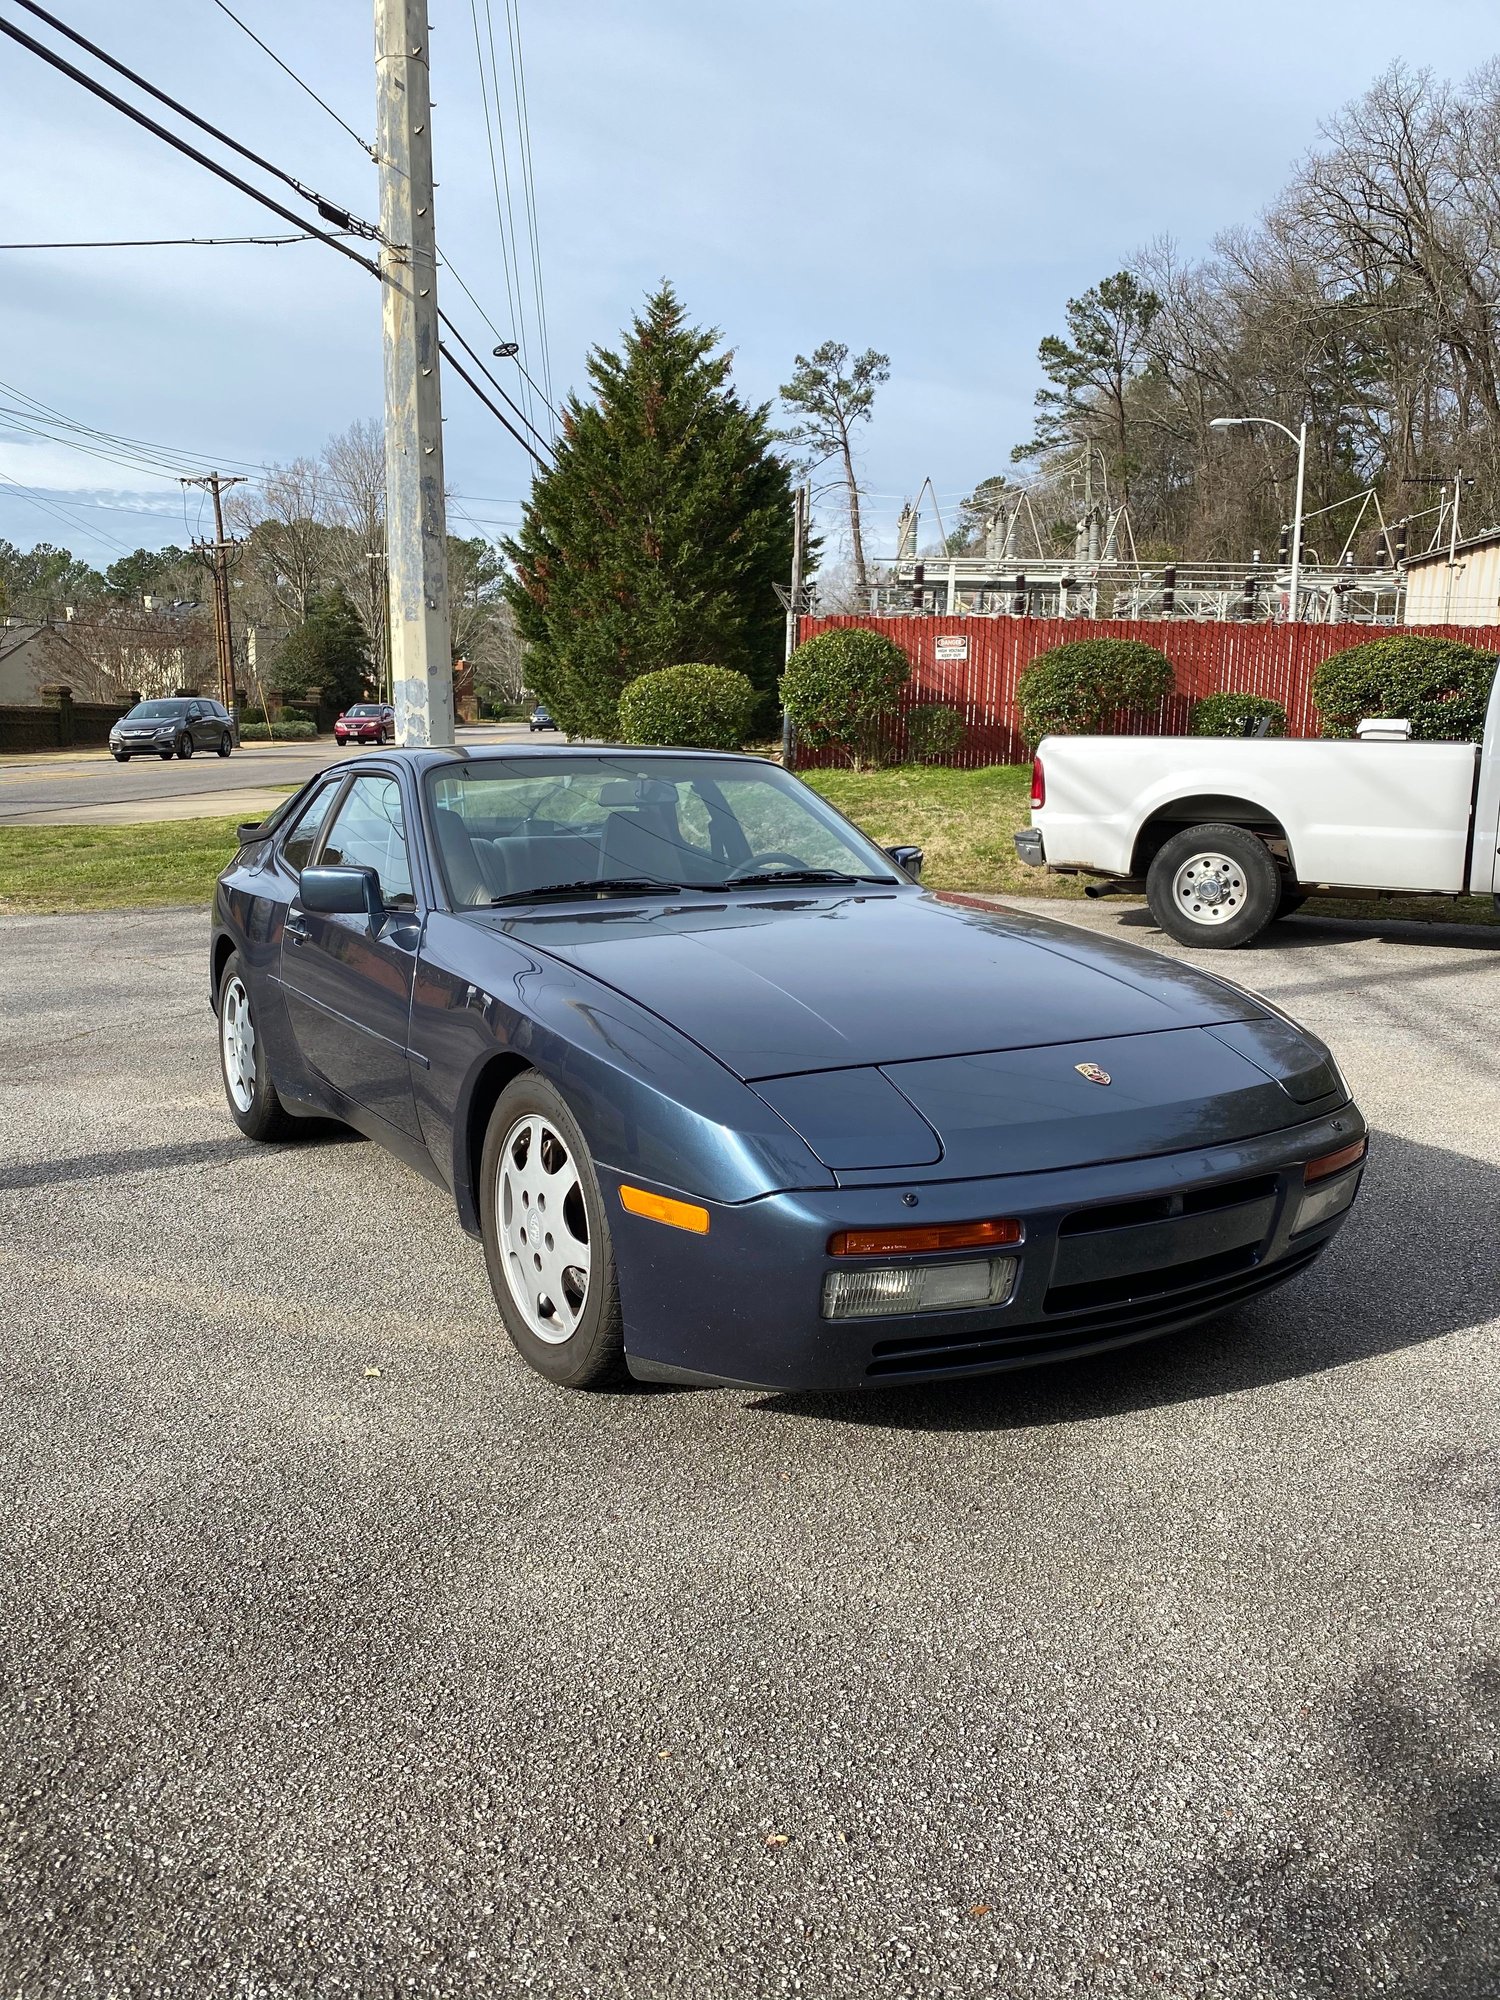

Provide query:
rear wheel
left=1146, top=823, right=1280, bottom=949
left=479, top=1073, right=625, bottom=1388
left=218, top=951, right=293, bottom=1141
left=177, top=733, right=194, bottom=759
left=217, top=731, right=232, bottom=757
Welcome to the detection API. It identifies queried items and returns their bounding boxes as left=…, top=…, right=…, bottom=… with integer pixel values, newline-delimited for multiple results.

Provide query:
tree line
left=1000, top=61, right=1500, bottom=566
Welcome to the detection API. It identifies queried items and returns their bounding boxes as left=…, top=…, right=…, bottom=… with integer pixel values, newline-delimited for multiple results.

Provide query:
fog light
left=1292, top=1171, right=1360, bottom=1236
left=822, top=1255, right=1018, bottom=1320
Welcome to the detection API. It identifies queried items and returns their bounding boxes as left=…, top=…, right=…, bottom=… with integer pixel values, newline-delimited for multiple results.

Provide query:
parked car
left=529, top=706, right=558, bottom=732
left=1016, top=663, right=1500, bottom=945
left=110, top=697, right=234, bottom=762
left=212, top=746, right=1365, bottom=1393
left=333, top=703, right=396, bottom=746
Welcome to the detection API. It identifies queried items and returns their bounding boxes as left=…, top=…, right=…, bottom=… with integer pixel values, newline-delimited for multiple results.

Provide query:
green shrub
left=1191, top=692, right=1287, bottom=738
left=781, top=627, right=911, bottom=767
left=904, top=703, right=967, bottom=763
left=239, top=718, right=318, bottom=742
left=1016, top=638, right=1173, bottom=745
left=617, top=662, right=759, bottom=750
left=1311, top=635, right=1496, bottom=741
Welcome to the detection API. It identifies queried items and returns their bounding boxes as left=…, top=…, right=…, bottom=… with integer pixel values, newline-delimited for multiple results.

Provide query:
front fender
left=411, top=912, right=834, bottom=1229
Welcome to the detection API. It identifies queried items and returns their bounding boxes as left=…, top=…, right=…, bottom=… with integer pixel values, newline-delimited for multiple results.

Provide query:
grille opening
left=1058, top=1174, right=1278, bottom=1238
left=1045, top=1243, right=1262, bottom=1316
left=866, top=1246, right=1321, bottom=1376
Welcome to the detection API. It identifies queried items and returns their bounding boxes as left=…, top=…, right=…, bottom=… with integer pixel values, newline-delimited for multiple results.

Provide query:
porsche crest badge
left=1074, top=1062, right=1112, bottom=1086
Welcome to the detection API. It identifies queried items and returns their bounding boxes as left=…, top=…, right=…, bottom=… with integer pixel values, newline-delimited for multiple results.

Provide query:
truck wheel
left=1276, top=883, right=1308, bottom=919
left=1146, top=824, right=1280, bottom=948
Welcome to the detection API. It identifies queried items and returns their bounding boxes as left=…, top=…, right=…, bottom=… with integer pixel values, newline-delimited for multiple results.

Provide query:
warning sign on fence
left=933, top=634, right=969, bottom=661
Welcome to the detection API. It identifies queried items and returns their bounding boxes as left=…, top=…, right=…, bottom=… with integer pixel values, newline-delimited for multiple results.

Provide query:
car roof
left=394, top=743, right=770, bottom=772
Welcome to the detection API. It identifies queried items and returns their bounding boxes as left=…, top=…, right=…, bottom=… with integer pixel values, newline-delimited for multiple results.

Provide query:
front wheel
left=218, top=952, right=293, bottom=1141
left=479, top=1073, right=625, bottom=1388
left=177, top=733, right=194, bottom=759
left=159, top=750, right=173, bottom=761
left=374, top=728, right=387, bottom=746
left=1146, top=823, right=1280, bottom=949
left=112, top=751, right=129, bottom=762
left=217, top=731, right=232, bottom=757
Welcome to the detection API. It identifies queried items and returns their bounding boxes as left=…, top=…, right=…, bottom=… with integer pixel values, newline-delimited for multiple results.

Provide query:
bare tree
left=41, top=603, right=217, bottom=701
left=321, top=419, right=389, bottom=699
left=780, top=341, right=889, bottom=601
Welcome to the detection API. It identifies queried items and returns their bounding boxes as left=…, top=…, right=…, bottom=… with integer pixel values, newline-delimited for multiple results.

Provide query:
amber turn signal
left=1304, top=1137, right=1368, bottom=1183
left=828, top=1217, right=1024, bottom=1258
left=619, top=1184, right=710, bottom=1233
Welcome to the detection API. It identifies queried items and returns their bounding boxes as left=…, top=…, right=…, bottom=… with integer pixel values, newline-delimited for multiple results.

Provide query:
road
left=1, top=900, right=1496, bottom=1999
left=0, top=724, right=537, bottom=825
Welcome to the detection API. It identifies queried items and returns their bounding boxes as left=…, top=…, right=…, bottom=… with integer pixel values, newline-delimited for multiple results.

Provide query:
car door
left=184, top=701, right=206, bottom=748
left=280, top=770, right=423, bottom=1136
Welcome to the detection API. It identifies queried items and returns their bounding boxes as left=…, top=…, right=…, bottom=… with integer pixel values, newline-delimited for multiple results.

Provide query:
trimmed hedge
left=1016, top=638, right=1173, bottom=745
left=1312, top=635, right=1496, bottom=741
left=617, top=662, right=759, bottom=750
left=1191, top=692, right=1287, bottom=737
left=904, top=703, right=967, bottom=763
left=239, top=719, right=318, bottom=741
left=781, top=627, right=911, bottom=767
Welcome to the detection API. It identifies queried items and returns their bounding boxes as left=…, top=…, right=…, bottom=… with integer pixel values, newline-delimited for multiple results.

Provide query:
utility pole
left=780, top=483, right=808, bottom=770
left=1445, top=467, right=1464, bottom=622
left=375, top=0, right=453, bottom=747
left=182, top=471, right=245, bottom=718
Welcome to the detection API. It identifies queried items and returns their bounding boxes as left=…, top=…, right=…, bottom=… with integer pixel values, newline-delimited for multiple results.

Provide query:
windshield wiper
left=716, top=869, right=897, bottom=889
left=491, top=876, right=686, bottom=906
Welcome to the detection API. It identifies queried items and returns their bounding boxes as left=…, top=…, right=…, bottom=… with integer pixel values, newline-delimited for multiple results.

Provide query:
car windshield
left=127, top=700, right=190, bottom=720
left=347, top=705, right=382, bottom=717
left=426, top=754, right=899, bottom=907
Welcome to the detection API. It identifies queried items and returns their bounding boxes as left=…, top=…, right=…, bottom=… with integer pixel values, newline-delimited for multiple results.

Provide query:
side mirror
left=885, top=844, right=924, bottom=881
left=299, top=864, right=384, bottom=920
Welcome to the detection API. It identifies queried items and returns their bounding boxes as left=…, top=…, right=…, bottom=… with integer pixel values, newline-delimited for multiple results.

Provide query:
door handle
left=285, top=913, right=310, bottom=943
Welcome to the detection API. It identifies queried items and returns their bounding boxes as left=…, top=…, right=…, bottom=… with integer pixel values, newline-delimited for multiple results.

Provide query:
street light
left=1210, top=416, right=1308, bottom=623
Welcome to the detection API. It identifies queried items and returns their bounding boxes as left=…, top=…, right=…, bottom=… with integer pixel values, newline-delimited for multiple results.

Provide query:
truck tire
left=1146, top=823, right=1280, bottom=948
left=1276, top=883, right=1308, bottom=919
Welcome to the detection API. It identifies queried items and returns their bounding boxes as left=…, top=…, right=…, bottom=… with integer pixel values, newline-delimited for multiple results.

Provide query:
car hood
left=497, top=890, right=1272, bottom=1077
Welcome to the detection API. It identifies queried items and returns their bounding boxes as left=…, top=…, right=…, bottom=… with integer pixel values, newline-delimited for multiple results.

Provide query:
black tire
left=1276, top=884, right=1308, bottom=918
left=217, top=731, right=232, bottom=757
left=112, top=751, right=129, bottom=762
left=217, top=950, right=294, bottom=1142
left=177, top=733, right=194, bottom=760
left=1146, top=823, right=1280, bottom=949
left=479, top=1072, right=625, bottom=1389
left=159, top=749, right=173, bottom=761
left=374, top=728, right=387, bottom=746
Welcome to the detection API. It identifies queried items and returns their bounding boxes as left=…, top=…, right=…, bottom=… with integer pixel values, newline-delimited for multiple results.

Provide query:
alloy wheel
left=497, top=1113, right=591, bottom=1343
left=221, top=975, right=256, bottom=1113
left=1171, top=851, right=1247, bottom=927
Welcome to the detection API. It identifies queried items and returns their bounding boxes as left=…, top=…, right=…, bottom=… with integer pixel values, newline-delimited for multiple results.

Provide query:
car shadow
left=1109, top=904, right=1500, bottom=952
left=752, top=1130, right=1496, bottom=1432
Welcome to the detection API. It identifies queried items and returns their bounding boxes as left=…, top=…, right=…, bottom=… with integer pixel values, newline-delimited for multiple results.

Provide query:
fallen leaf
left=764, top=1832, right=791, bottom=1849
left=363, top=1367, right=382, bottom=1379
left=968, top=1904, right=991, bottom=1920
left=658, top=1750, right=671, bottom=1760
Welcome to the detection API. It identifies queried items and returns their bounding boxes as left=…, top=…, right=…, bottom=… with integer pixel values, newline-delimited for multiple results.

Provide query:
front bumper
left=604, top=1105, right=1365, bottom=1391
left=1014, top=827, right=1046, bottom=868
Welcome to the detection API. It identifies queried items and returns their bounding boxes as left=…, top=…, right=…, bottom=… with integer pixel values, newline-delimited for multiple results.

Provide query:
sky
left=1, top=0, right=1497, bottom=574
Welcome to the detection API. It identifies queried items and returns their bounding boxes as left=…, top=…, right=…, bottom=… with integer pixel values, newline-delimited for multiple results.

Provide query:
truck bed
left=1035, top=736, right=1482, bottom=893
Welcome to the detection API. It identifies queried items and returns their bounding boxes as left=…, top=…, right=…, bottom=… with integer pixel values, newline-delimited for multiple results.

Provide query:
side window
left=281, top=781, right=342, bottom=873
left=319, top=775, right=415, bottom=907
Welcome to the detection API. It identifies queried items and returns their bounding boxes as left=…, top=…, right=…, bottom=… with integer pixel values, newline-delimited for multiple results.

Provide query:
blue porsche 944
left=211, top=745, right=1367, bottom=1392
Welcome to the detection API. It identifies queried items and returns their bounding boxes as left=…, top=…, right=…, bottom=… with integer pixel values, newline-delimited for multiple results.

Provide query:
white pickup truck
left=1014, top=664, right=1500, bottom=947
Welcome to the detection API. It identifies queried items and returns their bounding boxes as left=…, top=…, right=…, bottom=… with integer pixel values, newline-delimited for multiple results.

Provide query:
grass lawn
left=0, top=767, right=1494, bottom=926
left=0, top=817, right=244, bottom=914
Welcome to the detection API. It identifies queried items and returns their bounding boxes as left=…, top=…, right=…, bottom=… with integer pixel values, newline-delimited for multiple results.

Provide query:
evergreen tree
left=502, top=283, right=796, bottom=737
left=272, top=586, right=372, bottom=712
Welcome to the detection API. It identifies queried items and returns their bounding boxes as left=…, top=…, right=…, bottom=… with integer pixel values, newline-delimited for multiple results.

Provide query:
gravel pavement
left=1, top=899, right=1496, bottom=1999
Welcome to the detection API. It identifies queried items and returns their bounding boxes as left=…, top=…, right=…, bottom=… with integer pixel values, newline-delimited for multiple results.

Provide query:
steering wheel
left=727, top=851, right=807, bottom=880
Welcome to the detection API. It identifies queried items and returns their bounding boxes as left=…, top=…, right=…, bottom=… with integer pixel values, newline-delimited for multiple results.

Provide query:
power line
left=437, top=342, right=548, bottom=470
left=437, top=246, right=562, bottom=428
left=208, top=0, right=375, bottom=159
left=501, top=0, right=554, bottom=420
left=435, top=311, right=553, bottom=457
left=1, top=8, right=548, bottom=469
left=467, top=0, right=530, bottom=434
left=14, top=1, right=378, bottom=240
left=0, top=12, right=381, bottom=276
left=0, top=232, right=345, bottom=249
left=0, top=468, right=137, bottom=553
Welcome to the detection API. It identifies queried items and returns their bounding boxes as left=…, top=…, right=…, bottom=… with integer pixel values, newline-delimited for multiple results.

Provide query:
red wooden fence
left=794, top=614, right=1500, bottom=767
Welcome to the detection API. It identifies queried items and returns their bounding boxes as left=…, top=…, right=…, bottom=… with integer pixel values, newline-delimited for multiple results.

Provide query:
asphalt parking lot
left=1, top=899, right=1496, bottom=1999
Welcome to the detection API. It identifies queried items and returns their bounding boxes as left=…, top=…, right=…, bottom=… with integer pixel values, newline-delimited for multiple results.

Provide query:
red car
left=333, top=703, right=396, bottom=746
